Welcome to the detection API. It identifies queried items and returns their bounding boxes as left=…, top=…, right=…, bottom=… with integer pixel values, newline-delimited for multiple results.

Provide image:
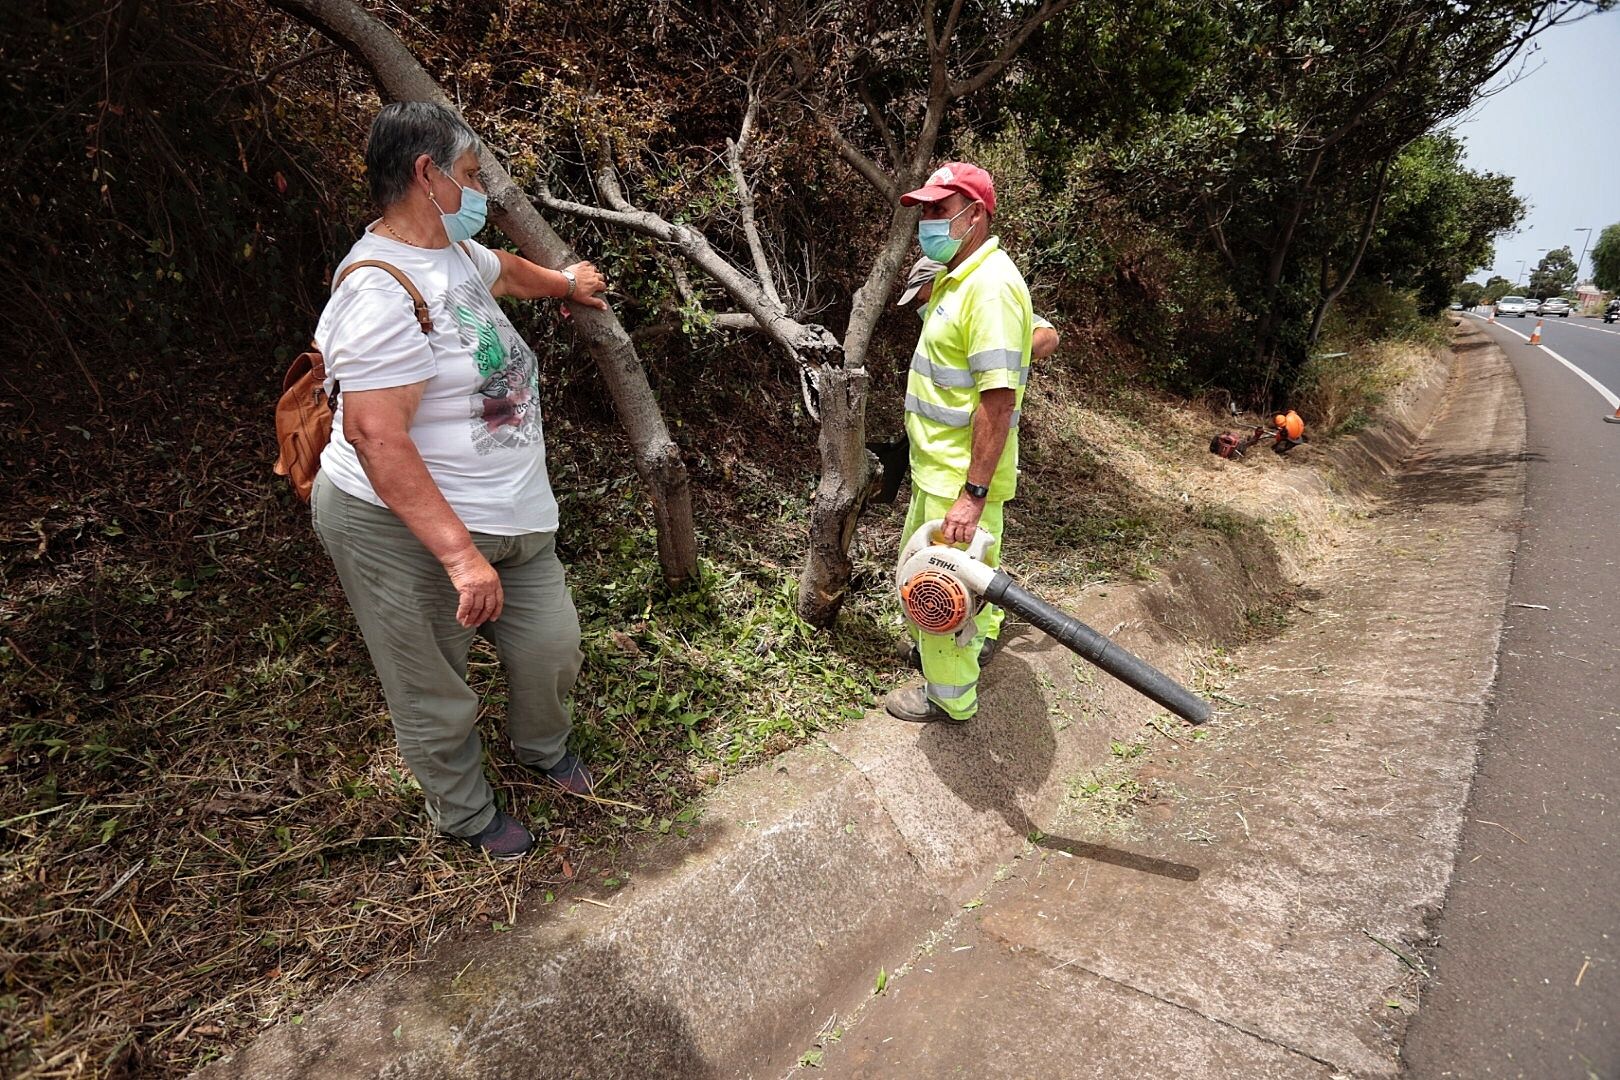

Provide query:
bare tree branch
left=537, top=175, right=838, bottom=369
left=726, top=82, right=783, bottom=308
left=948, top=0, right=1073, bottom=100
left=251, top=43, right=337, bottom=85
left=855, top=69, right=900, bottom=167
left=669, top=260, right=764, bottom=331
left=828, top=123, right=897, bottom=202
left=940, top=0, right=969, bottom=55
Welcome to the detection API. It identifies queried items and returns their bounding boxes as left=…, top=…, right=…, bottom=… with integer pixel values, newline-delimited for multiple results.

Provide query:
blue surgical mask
left=430, top=166, right=488, bottom=243
left=917, top=203, right=974, bottom=262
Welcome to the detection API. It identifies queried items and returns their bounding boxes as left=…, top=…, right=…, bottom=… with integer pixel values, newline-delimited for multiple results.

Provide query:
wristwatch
left=963, top=480, right=989, bottom=500
left=561, top=268, right=577, bottom=298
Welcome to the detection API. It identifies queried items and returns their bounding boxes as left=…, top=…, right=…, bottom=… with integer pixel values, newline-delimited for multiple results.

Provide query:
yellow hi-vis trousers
left=903, top=490, right=1006, bottom=720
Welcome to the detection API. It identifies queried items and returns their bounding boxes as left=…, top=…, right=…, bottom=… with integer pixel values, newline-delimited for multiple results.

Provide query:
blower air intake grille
left=900, top=570, right=971, bottom=634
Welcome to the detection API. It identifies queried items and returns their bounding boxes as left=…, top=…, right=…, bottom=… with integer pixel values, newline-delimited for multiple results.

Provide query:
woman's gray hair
left=365, top=101, right=484, bottom=208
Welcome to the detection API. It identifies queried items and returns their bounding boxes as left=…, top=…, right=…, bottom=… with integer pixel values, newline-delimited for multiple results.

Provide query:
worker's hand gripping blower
left=896, top=521, right=1212, bottom=724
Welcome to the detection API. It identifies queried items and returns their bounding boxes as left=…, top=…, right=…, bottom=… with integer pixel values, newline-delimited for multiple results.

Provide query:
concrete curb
left=204, top=341, right=1458, bottom=1080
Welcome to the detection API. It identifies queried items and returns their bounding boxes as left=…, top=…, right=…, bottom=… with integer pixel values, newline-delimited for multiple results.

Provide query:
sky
left=1450, top=10, right=1620, bottom=288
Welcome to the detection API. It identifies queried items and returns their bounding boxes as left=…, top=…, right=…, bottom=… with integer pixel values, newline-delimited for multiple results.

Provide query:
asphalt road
left=1402, top=313, right=1620, bottom=1079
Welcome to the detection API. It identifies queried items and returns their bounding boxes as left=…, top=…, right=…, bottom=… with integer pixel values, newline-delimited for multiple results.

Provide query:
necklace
left=381, top=218, right=418, bottom=247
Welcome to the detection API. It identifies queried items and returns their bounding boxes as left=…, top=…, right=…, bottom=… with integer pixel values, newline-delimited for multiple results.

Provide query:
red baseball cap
left=899, top=162, right=996, bottom=216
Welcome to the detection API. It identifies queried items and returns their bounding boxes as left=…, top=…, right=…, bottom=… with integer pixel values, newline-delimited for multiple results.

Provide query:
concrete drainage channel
left=204, top=336, right=1460, bottom=1080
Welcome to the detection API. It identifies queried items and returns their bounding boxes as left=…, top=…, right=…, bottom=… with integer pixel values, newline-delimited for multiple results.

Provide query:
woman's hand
left=563, top=260, right=608, bottom=310
left=442, top=546, right=504, bottom=627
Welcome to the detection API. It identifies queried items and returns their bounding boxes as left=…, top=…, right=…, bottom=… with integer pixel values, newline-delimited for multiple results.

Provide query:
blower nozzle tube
left=982, top=571, right=1212, bottom=724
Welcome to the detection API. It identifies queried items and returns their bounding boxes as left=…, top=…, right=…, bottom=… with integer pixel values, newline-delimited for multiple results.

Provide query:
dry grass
left=1293, top=340, right=1426, bottom=437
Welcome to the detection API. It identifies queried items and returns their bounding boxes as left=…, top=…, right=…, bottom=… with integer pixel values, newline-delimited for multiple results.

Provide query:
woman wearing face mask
left=308, top=101, right=607, bottom=860
left=886, top=161, right=1036, bottom=727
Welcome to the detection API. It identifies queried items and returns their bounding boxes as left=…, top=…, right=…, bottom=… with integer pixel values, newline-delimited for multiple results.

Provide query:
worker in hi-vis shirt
left=886, top=161, right=1039, bottom=725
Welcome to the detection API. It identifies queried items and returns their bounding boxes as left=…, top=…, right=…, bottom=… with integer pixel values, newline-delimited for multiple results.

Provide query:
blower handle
left=982, top=572, right=1212, bottom=724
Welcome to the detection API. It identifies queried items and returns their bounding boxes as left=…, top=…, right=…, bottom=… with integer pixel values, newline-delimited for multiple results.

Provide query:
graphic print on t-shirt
left=446, top=277, right=543, bottom=455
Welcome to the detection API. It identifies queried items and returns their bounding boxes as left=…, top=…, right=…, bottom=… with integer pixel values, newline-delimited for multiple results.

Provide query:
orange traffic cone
left=1605, top=404, right=1620, bottom=425
left=1488, top=307, right=1497, bottom=323
left=1528, top=318, right=1543, bottom=345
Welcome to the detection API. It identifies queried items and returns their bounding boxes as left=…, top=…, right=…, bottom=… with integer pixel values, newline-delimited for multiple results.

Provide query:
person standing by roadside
left=886, top=162, right=1034, bottom=725
left=892, top=254, right=1057, bottom=677
left=310, top=101, right=608, bottom=859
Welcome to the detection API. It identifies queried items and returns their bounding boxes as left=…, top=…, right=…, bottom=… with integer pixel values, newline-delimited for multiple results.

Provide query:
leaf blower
left=895, top=521, right=1212, bottom=723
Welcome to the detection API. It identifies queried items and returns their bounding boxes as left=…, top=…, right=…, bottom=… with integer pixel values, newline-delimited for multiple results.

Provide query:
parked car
left=1606, top=299, right=1619, bottom=324
left=1447, top=301, right=1464, bottom=311
left=1495, top=295, right=1531, bottom=317
left=1537, top=297, right=1572, bottom=318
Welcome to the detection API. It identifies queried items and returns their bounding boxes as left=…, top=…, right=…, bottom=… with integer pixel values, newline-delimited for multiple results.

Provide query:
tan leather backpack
left=273, top=260, right=432, bottom=501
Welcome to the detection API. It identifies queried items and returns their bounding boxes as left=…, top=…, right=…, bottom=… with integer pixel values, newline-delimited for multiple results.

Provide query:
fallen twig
left=1476, top=818, right=1527, bottom=844
left=94, top=859, right=146, bottom=906
left=1362, top=929, right=1430, bottom=977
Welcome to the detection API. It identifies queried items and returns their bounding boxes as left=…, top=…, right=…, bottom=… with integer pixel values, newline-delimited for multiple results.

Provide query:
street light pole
left=1574, top=227, right=1593, bottom=285
left=1516, top=259, right=1527, bottom=290
left=1531, top=249, right=1549, bottom=297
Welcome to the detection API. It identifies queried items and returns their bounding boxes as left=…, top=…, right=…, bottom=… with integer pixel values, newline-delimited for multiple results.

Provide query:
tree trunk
left=798, top=363, right=870, bottom=626
left=796, top=199, right=922, bottom=626
left=1307, top=153, right=1395, bottom=347
left=265, top=0, right=699, bottom=587
left=1253, top=150, right=1326, bottom=405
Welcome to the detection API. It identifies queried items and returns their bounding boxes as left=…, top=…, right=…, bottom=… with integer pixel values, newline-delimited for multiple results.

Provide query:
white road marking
left=1463, top=312, right=1620, bottom=410
left=1556, top=320, right=1620, bottom=339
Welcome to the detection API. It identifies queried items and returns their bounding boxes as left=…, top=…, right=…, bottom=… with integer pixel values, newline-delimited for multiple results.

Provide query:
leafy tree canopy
left=1482, top=274, right=1516, bottom=303
left=1592, top=222, right=1620, bottom=292
left=1528, top=245, right=1577, bottom=298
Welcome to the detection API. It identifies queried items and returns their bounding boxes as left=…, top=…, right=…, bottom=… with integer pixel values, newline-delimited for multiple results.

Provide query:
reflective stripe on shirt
left=905, top=393, right=972, bottom=428
left=968, top=347, right=1023, bottom=373
left=910, top=351, right=976, bottom=389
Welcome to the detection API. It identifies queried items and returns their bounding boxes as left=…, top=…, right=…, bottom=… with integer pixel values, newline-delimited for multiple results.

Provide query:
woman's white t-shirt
left=314, top=227, right=558, bottom=536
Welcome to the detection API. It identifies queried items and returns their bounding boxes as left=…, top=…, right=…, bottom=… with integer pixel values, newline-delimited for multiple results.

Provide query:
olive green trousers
left=312, top=472, right=583, bottom=837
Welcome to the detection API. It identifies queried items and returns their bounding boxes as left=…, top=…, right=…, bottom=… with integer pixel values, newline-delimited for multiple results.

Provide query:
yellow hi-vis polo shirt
left=905, top=236, right=1034, bottom=502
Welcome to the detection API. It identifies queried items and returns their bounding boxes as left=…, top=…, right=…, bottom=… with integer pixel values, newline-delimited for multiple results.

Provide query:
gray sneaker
left=539, top=751, right=595, bottom=796
left=467, top=809, right=534, bottom=859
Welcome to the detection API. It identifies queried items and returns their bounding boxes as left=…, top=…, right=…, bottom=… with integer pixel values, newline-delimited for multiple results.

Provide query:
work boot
left=884, top=687, right=967, bottom=724
left=465, top=809, right=534, bottom=860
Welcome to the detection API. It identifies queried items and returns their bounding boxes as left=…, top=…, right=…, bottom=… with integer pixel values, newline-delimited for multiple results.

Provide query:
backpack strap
left=310, top=259, right=433, bottom=391
left=335, top=259, right=434, bottom=335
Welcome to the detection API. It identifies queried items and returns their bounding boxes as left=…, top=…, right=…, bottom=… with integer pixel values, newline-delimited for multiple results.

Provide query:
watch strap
left=964, top=480, right=989, bottom=499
